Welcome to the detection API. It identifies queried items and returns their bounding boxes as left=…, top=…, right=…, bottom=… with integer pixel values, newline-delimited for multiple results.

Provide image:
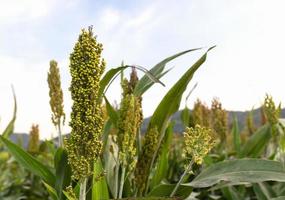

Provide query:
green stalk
left=170, top=159, right=194, bottom=197
left=57, top=120, right=63, bottom=147
left=144, top=124, right=167, bottom=195
left=114, top=162, right=119, bottom=198
left=79, top=178, right=87, bottom=200
left=119, top=166, right=126, bottom=198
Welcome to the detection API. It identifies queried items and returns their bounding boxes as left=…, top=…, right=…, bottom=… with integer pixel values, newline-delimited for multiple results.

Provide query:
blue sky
left=1, top=0, right=285, bottom=138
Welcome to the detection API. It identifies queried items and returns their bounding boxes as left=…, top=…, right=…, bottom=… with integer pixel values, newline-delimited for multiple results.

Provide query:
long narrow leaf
left=54, top=148, right=72, bottom=200
left=134, top=48, right=202, bottom=96
left=2, top=86, right=17, bottom=138
left=0, top=136, right=56, bottom=186
left=241, top=124, right=271, bottom=157
left=92, top=159, right=109, bottom=200
left=150, top=122, right=174, bottom=189
left=189, top=159, right=285, bottom=188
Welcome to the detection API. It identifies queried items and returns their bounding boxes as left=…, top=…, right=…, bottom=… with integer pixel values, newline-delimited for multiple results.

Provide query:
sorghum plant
left=27, top=124, right=40, bottom=154
left=170, top=124, right=215, bottom=197
left=65, top=26, right=106, bottom=199
left=47, top=60, right=65, bottom=147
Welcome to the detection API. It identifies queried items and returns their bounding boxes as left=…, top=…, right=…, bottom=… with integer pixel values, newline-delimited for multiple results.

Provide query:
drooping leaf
left=0, top=135, right=56, bottom=186
left=92, top=159, right=109, bottom=200
left=54, top=148, right=72, bottom=200
left=148, top=183, right=192, bottom=198
left=241, top=124, right=271, bottom=157
left=99, top=66, right=127, bottom=98
left=2, top=86, right=17, bottom=138
left=99, top=65, right=163, bottom=99
left=134, top=48, right=202, bottom=96
left=189, top=159, right=285, bottom=188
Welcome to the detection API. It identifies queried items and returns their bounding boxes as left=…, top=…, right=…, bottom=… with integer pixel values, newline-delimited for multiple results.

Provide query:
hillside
left=9, top=108, right=285, bottom=143
left=141, top=107, right=285, bottom=133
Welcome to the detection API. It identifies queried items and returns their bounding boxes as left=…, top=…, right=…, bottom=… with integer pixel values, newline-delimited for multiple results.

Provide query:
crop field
left=1, top=27, right=285, bottom=200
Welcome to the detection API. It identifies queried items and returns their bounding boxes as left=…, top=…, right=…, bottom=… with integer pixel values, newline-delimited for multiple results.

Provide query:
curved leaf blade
left=2, top=86, right=17, bottom=138
left=241, top=124, right=271, bottom=157
left=0, top=135, right=56, bottom=186
left=134, top=48, right=202, bottom=96
left=189, top=159, right=285, bottom=188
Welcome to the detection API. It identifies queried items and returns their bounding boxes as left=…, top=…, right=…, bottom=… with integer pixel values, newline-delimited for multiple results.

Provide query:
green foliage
left=5, top=27, right=285, bottom=200
left=189, top=159, right=285, bottom=188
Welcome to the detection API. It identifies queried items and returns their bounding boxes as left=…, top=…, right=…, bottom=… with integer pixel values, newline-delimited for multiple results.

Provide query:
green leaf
left=147, top=46, right=214, bottom=137
left=2, top=86, right=17, bottom=138
left=43, top=181, right=59, bottom=200
left=104, top=96, right=119, bottom=127
left=99, top=66, right=127, bottom=99
left=181, top=106, right=190, bottom=127
left=100, top=65, right=163, bottom=99
left=150, top=122, right=174, bottom=189
left=253, top=182, right=277, bottom=200
left=0, top=135, right=56, bottom=186
left=148, top=183, right=192, bottom=198
left=92, top=159, right=109, bottom=200
left=221, top=186, right=243, bottom=200
left=54, top=148, right=72, bottom=200
left=241, top=124, right=271, bottom=157
left=134, top=48, right=202, bottom=96
left=138, top=47, right=215, bottom=179
left=270, top=197, right=285, bottom=200
left=231, top=115, right=241, bottom=156
left=189, top=159, right=285, bottom=188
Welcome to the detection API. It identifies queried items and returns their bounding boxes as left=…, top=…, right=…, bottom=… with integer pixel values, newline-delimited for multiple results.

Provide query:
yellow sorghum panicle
left=28, top=124, right=40, bottom=154
left=210, top=98, right=227, bottom=142
left=47, top=60, right=65, bottom=127
left=117, top=69, right=143, bottom=172
left=65, top=27, right=106, bottom=180
left=65, top=186, right=77, bottom=200
left=192, top=99, right=211, bottom=128
left=135, top=127, right=159, bottom=194
left=183, top=125, right=215, bottom=165
left=263, top=94, right=281, bottom=125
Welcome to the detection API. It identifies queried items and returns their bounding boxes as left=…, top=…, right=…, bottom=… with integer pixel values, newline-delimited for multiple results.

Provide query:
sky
left=1, top=0, right=285, bottom=139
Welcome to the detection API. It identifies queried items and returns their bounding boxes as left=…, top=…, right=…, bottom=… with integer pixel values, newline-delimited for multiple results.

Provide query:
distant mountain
left=9, top=133, right=29, bottom=148
left=9, top=108, right=285, bottom=143
left=141, top=107, right=285, bottom=133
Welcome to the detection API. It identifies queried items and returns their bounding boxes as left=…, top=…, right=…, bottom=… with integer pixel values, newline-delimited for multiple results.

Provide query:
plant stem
left=170, top=159, right=194, bottom=197
left=114, top=156, right=119, bottom=198
left=119, top=166, right=126, bottom=198
left=79, top=178, right=87, bottom=200
left=144, top=123, right=167, bottom=195
left=57, top=121, right=63, bottom=148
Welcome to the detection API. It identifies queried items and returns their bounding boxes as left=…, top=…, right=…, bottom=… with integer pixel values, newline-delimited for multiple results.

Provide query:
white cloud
left=2, top=0, right=285, bottom=139
left=0, top=0, right=79, bottom=24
